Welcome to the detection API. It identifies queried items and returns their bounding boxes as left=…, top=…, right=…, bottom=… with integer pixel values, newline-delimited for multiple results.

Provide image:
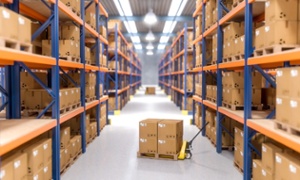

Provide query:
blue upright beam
left=183, top=23, right=188, bottom=110
left=201, top=4, right=207, bottom=136
left=95, top=2, right=101, bottom=136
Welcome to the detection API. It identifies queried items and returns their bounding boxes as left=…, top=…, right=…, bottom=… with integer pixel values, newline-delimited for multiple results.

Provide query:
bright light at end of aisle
left=144, top=9, right=157, bottom=25
left=145, top=30, right=155, bottom=41
left=157, top=44, right=166, bottom=50
left=147, top=51, right=154, bottom=55
left=134, top=44, right=143, bottom=50
left=146, top=42, right=154, bottom=50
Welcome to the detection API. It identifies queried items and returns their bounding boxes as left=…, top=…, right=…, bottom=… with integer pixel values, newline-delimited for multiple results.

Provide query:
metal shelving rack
left=0, top=0, right=109, bottom=179
left=159, top=24, right=193, bottom=115
left=107, top=26, right=141, bottom=115
left=191, top=0, right=300, bottom=180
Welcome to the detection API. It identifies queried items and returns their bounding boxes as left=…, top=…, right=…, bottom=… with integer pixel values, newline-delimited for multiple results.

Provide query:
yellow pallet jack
left=178, top=122, right=209, bottom=160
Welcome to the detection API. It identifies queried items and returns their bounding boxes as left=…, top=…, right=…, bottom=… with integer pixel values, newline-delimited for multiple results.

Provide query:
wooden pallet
left=85, top=59, right=91, bottom=65
left=254, top=45, right=299, bottom=57
left=60, top=160, right=73, bottom=175
left=85, top=96, right=96, bottom=103
left=210, top=139, right=234, bottom=151
left=232, top=54, right=244, bottom=61
left=0, top=37, right=32, bottom=52
left=60, top=56, right=80, bottom=63
left=137, top=151, right=178, bottom=161
left=274, top=121, right=300, bottom=136
left=23, top=106, right=68, bottom=117
left=234, top=162, right=244, bottom=173
left=222, top=103, right=263, bottom=111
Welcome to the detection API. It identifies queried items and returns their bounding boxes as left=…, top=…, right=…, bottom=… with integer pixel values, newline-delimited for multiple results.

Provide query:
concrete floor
left=62, top=86, right=242, bottom=180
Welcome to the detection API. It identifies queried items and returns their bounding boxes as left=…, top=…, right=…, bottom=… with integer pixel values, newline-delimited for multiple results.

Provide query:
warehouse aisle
left=62, top=86, right=242, bottom=180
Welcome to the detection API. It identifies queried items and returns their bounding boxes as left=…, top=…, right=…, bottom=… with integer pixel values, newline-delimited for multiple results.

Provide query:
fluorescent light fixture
left=168, top=0, right=187, bottom=16
left=146, top=50, right=154, bottom=55
left=162, top=21, right=177, bottom=34
left=159, top=36, right=170, bottom=43
left=145, top=30, right=155, bottom=41
left=114, top=0, right=132, bottom=16
left=176, top=0, right=188, bottom=16
left=113, top=0, right=124, bottom=16
left=157, top=44, right=166, bottom=50
left=144, top=9, right=157, bottom=25
left=146, top=42, right=154, bottom=50
left=134, top=44, right=143, bottom=50
left=124, top=21, right=138, bottom=33
left=131, top=36, right=141, bottom=43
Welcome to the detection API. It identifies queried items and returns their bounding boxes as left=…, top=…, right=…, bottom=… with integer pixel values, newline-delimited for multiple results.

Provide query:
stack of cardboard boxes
left=254, top=0, right=300, bottom=54
left=61, top=0, right=80, bottom=16
left=223, top=22, right=244, bottom=61
left=108, top=95, right=121, bottom=111
left=181, top=96, right=193, bottom=111
left=222, top=72, right=262, bottom=109
left=194, top=103, right=202, bottom=128
left=145, top=87, right=156, bottom=95
left=139, top=119, right=183, bottom=157
left=276, top=67, right=300, bottom=130
left=1, top=138, right=52, bottom=179
left=0, top=7, right=32, bottom=52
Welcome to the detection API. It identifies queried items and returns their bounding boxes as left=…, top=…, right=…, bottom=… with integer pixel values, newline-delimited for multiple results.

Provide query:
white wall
left=138, top=52, right=163, bottom=85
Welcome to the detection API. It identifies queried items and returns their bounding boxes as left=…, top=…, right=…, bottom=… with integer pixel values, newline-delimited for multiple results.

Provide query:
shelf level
left=247, top=120, right=300, bottom=153
left=0, top=120, right=56, bottom=156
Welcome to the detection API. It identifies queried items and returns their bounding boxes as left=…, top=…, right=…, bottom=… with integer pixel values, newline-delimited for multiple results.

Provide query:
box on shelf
left=0, top=7, right=18, bottom=41
left=43, top=161, right=52, bottom=180
left=60, top=126, right=70, bottom=148
left=42, top=40, right=77, bottom=58
left=234, top=126, right=244, bottom=150
left=85, top=3, right=96, bottom=28
left=108, top=60, right=120, bottom=70
left=60, top=149, right=65, bottom=170
left=28, top=167, right=44, bottom=180
left=108, top=19, right=122, bottom=31
left=223, top=88, right=261, bottom=106
left=264, top=0, right=298, bottom=24
left=18, top=15, right=31, bottom=44
left=22, top=142, right=44, bottom=175
left=61, top=24, right=80, bottom=42
left=21, top=72, right=47, bottom=89
left=108, top=95, right=121, bottom=111
left=183, top=74, right=193, bottom=91
left=234, top=146, right=244, bottom=171
left=255, top=25, right=265, bottom=50
left=262, top=142, right=283, bottom=173
left=275, top=152, right=300, bottom=180
left=252, top=159, right=263, bottom=180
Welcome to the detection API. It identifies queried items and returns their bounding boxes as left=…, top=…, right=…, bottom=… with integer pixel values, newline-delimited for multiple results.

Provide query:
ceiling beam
left=109, top=16, right=193, bottom=22
left=123, top=32, right=176, bottom=38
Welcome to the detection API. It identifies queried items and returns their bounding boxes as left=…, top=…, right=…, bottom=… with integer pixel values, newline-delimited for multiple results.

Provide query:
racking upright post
left=95, top=2, right=101, bottom=136
left=114, top=24, right=119, bottom=114
left=215, top=0, right=224, bottom=153
left=243, top=0, right=254, bottom=179
left=130, top=50, right=133, bottom=98
left=201, top=3, right=207, bottom=136
left=183, top=23, right=188, bottom=113
left=192, top=16, right=196, bottom=125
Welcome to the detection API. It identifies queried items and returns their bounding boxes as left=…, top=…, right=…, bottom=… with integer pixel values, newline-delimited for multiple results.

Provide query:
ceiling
left=100, top=0, right=194, bottom=50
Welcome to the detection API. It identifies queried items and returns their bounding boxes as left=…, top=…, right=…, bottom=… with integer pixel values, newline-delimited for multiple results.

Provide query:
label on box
left=265, top=1, right=270, bottom=8
left=44, top=144, right=48, bottom=150
left=290, top=100, right=298, bottom=108
left=33, top=150, right=38, bottom=156
left=0, top=170, right=5, bottom=179
left=253, top=162, right=257, bottom=168
left=255, top=30, right=260, bottom=36
left=276, top=98, right=282, bottom=105
left=265, top=26, right=270, bottom=33
left=34, top=175, right=39, bottom=180
left=44, top=166, right=48, bottom=173
left=158, top=140, right=165, bottom=144
left=65, top=149, right=68, bottom=153
left=240, top=151, right=243, bottom=156
left=65, top=130, right=68, bottom=135
left=72, top=142, right=75, bottom=147
left=277, top=70, right=283, bottom=77
left=18, top=17, right=25, bottom=25
left=276, top=156, right=282, bottom=163
left=291, top=70, right=298, bottom=77
left=158, top=123, right=166, bottom=128
left=262, top=146, right=266, bottom=152
left=289, top=164, right=297, bottom=174
left=262, top=169, right=267, bottom=176
left=14, top=160, right=21, bottom=169
left=2, top=10, right=10, bottom=19
left=140, top=138, right=147, bottom=143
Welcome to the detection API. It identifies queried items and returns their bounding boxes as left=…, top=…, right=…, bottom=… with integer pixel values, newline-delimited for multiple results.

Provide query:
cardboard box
left=41, top=138, right=52, bottom=164
left=275, top=152, right=300, bottom=180
left=276, top=96, right=290, bottom=124
left=158, top=138, right=182, bottom=155
left=0, top=158, right=14, bottom=180
left=265, top=0, right=298, bottom=24
left=64, top=147, right=70, bottom=165
left=261, top=168, right=273, bottom=180
left=265, top=21, right=299, bottom=47
left=61, top=24, right=80, bottom=42
left=108, top=60, right=120, bottom=70
left=85, top=46, right=91, bottom=61
left=139, top=138, right=157, bottom=153
left=252, top=159, right=262, bottom=180
left=139, top=119, right=160, bottom=138
left=234, top=146, right=243, bottom=171
left=23, top=142, right=44, bottom=175
left=70, top=136, right=77, bottom=158
left=145, top=87, right=156, bottom=95
left=43, top=161, right=52, bottom=180
left=255, top=25, right=265, bottom=49
left=223, top=71, right=262, bottom=88
left=27, top=167, right=44, bottom=180
left=60, top=149, right=65, bottom=170
left=18, top=14, right=31, bottom=44
left=42, top=40, right=78, bottom=58
left=21, top=72, right=48, bottom=89
left=223, top=88, right=261, bottom=106
left=85, top=4, right=96, bottom=28
left=0, top=7, right=18, bottom=40
left=108, top=19, right=122, bottom=30
left=262, top=142, right=283, bottom=173
left=234, top=126, right=244, bottom=149
left=60, top=126, right=70, bottom=148
left=3, top=152, right=28, bottom=180
left=183, top=74, right=193, bottom=91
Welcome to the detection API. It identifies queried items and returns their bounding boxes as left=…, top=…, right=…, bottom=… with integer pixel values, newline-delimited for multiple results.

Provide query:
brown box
left=262, top=142, right=283, bottom=173
left=223, top=88, right=261, bottom=106
left=85, top=46, right=91, bottom=61
left=223, top=71, right=262, bottom=88
left=21, top=72, right=47, bottom=89
left=23, top=142, right=44, bottom=175
left=69, top=136, right=77, bottom=158
left=276, top=96, right=290, bottom=124
left=0, top=7, right=18, bottom=40
left=255, top=25, right=265, bottom=49
left=60, top=126, right=70, bottom=148
left=139, top=137, right=157, bottom=153
left=85, top=4, right=96, bottom=28
left=252, top=159, right=262, bottom=180
left=158, top=120, right=183, bottom=139
left=108, top=20, right=122, bottom=30
left=41, top=138, right=52, bottom=164
left=139, top=119, right=160, bottom=138
left=265, top=0, right=298, bottom=24
left=3, top=152, right=28, bottom=180
left=18, top=14, right=31, bottom=44
left=145, top=87, right=156, bottom=95
left=0, top=158, right=14, bottom=180
left=183, top=75, right=193, bottom=91
left=64, top=147, right=70, bottom=165
left=157, top=138, right=182, bottom=155
left=28, top=167, right=44, bottom=180
left=234, top=146, right=244, bottom=171
left=60, top=149, right=65, bottom=170
left=265, top=21, right=299, bottom=47
left=61, top=24, right=80, bottom=42
left=43, top=161, right=52, bottom=180
left=42, top=40, right=77, bottom=58
left=234, top=126, right=243, bottom=149
left=261, top=168, right=274, bottom=180
left=108, top=60, right=120, bottom=70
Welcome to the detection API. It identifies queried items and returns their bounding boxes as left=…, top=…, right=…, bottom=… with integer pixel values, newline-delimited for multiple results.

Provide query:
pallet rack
left=0, top=0, right=109, bottom=179
left=192, top=0, right=300, bottom=180
left=159, top=24, right=193, bottom=115
left=106, top=25, right=141, bottom=115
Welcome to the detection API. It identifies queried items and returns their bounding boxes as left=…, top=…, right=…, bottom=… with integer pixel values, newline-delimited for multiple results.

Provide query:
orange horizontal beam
left=172, top=50, right=184, bottom=61
left=59, top=60, right=84, bottom=69
left=60, top=107, right=84, bottom=124
left=171, top=71, right=184, bottom=75
left=203, top=100, right=217, bottom=110
left=203, top=65, right=217, bottom=71
left=86, top=100, right=99, bottom=110
left=219, top=60, right=245, bottom=69
left=193, top=2, right=203, bottom=17
left=203, top=23, right=217, bottom=38
left=193, top=35, right=203, bottom=45
left=171, top=86, right=184, bottom=94
left=219, top=1, right=245, bottom=25
left=99, top=35, right=108, bottom=45
left=20, top=3, right=47, bottom=23
left=247, top=120, right=300, bottom=153
left=219, top=107, right=244, bottom=124
left=98, top=2, right=108, bottom=18
left=86, top=65, right=99, bottom=71
left=193, top=95, right=203, bottom=103
left=0, top=0, right=13, bottom=3
left=100, top=96, right=109, bottom=103
left=100, top=67, right=108, bottom=72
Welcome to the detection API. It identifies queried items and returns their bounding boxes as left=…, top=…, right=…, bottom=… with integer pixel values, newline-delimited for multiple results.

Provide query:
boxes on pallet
left=61, top=24, right=80, bottom=42
left=223, top=22, right=244, bottom=42
left=22, top=142, right=44, bottom=175
left=262, top=142, right=283, bottom=173
left=0, top=7, right=18, bottom=41
left=234, top=35, right=245, bottom=56
left=223, top=88, right=261, bottom=107
left=18, top=15, right=31, bottom=44
left=275, top=152, right=300, bottom=180
left=158, top=120, right=183, bottom=155
left=85, top=3, right=96, bottom=28
left=234, top=146, right=244, bottom=170
left=42, top=40, right=77, bottom=58
left=1, top=152, right=28, bottom=180
left=206, top=109, right=216, bottom=128
left=265, top=0, right=298, bottom=24
left=60, top=127, right=70, bottom=148
left=222, top=71, right=262, bottom=88
left=253, top=159, right=263, bottom=180
left=28, top=168, right=44, bottom=180
left=145, top=87, right=156, bottom=95
left=108, top=20, right=122, bottom=31
left=255, top=25, right=265, bottom=50
left=139, top=119, right=160, bottom=153
left=108, top=96, right=121, bottom=111
left=234, top=126, right=243, bottom=150
left=21, top=72, right=47, bottom=89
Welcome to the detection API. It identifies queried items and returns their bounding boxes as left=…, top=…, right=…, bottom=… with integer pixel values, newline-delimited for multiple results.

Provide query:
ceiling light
left=131, top=36, right=141, bottom=43
left=146, top=42, right=154, bottom=50
left=145, top=30, right=155, bottom=41
left=144, top=9, right=157, bottom=25
left=134, top=44, right=142, bottom=50
left=168, top=0, right=187, bottom=16
left=146, top=50, right=154, bottom=55
left=159, top=36, right=170, bottom=43
left=157, top=44, right=166, bottom=50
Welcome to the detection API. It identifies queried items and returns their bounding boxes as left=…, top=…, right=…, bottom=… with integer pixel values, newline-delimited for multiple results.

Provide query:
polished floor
left=62, top=86, right=242, bottom=180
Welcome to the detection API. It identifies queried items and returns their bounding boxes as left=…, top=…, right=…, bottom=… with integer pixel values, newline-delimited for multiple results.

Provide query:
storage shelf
left=0, top=120, right=56, bottom=156
left=130, top=81, right=141, bottom=87
left=171, top=86, right=184, bottom=94
left=171, top=71, right=184, bottom=75
left=247, top=120, right=300, bottom=153
left=171, top=29, right=184, bottom=48
left=193, top=0, right=206, bottom=17
left=172, top=50, right=184, bottom=61
left=60, top=107, right=84, bottom=124
left=159, top=81, right=171, bottom=87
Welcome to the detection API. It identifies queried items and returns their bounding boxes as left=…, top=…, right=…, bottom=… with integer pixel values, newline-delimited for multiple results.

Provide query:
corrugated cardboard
left=41, top=138, right=52, bottom=164
left=276, top=96, right=290, bottom=124
left=265, top=0, right=298, bottom=24
left=234, top=146, right=243, bottom=171
left=139, top=119, right=160, bottom=138
left=4, top=152, right=28, bottom=180
left=27, top=167, right=44, bottom=180
left=0, top=7, right=18, bottom=40
left=64, top=147, right=70, bottom=165
left=60, top=127, right=70, bottom=148
left=145, top=87, right=156, bottom=95
left=23, top=142, right=44, bottom=175
left=255, top=25, right=265, bottom=49
left=252, top=159, right=262, bottom=180
left=18, top=14, right=31, bottom=44
left=261, top=168, right=273, bottom=180
left=234, top=126, right=244, bottom=150
left=60, top=149, right=65, bottom=170
left=0, top=158, right=13, bottom=180
left=61, top=24, right=80, bottom=42
left=262, top=142, right=283, bottom=173
left=43, top=161, right=52, bottom=180
left=21, top=72, right=47, bottom=89
left=139, top=138, right=157, bottom=153
left=158, top=120, right=183, bottom=139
